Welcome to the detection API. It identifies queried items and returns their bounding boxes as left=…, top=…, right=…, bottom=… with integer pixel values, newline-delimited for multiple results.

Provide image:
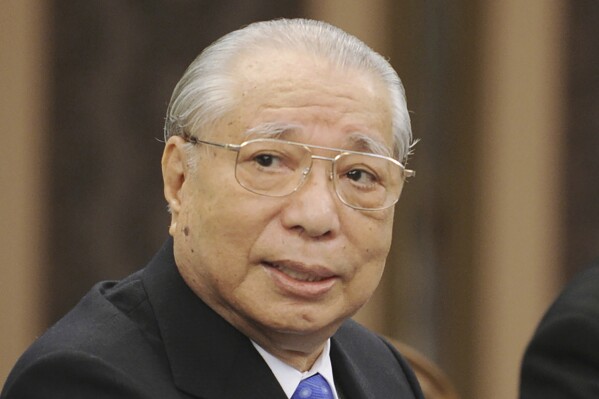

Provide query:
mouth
left=262, top=260, right=338, bottom=297
left=267, top=262, right=330, bottom=282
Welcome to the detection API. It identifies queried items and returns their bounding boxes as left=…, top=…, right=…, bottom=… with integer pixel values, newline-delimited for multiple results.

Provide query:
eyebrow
left=345, top=132, right=393, bottom=157
left=243, top=122, right=302, bottom=139
left=242, top=123, right=393, bottom=157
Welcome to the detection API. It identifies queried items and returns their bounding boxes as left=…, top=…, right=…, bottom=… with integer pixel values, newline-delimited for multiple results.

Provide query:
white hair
left=164, top=18, right=413, bottom=161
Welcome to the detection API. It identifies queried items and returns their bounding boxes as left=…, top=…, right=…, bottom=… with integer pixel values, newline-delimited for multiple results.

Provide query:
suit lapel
left=219, top=343, right=288, bottom=399
left=330, top=321, right=421, bottom=399
left=330, top=337, right=373, bottom=399
left=141, top=239, right=287, bottom=399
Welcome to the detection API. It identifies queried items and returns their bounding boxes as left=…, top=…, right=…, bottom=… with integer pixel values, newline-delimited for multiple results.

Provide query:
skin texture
left=162, top=50, right=397, bottom=372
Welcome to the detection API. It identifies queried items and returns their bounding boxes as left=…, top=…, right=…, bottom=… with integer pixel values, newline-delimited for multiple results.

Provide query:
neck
left=250, top=334, right=326, bottom=372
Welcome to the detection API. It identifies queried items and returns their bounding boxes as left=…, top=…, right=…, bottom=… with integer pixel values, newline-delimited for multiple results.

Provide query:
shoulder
left=544, top=263, right=599, bottom=319
left=1, top=272, right=171, bottom=398
left=532, top=262, right=599, bottom=342
left=520, top=262, right=599, bottom=398
left=1, top=349, right=148, bottom=398
left=30, top=271, right=160, bottom=358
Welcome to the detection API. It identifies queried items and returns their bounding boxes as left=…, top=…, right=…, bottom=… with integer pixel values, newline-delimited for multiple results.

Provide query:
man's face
left=163, top=51, right=397, bottom=352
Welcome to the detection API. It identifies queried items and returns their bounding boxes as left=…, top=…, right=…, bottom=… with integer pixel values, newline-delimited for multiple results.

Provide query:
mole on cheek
left=183, top=226, right=190, bottom=236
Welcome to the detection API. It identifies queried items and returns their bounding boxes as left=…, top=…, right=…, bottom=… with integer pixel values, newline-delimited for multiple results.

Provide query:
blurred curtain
left=46, top=0, right=304, bottom=323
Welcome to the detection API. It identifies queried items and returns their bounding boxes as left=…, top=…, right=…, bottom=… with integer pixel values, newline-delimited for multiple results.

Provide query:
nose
left=280, top=163, right=341, bottom=239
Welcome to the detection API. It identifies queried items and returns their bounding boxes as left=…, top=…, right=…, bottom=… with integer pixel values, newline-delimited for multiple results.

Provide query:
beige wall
left=0, top=0, right=47, bottom=385
left=473, top=1, right=565, bottom=397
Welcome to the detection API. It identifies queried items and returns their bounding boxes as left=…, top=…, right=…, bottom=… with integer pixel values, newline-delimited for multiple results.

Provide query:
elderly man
left=1, top=19, right=421, bottom=398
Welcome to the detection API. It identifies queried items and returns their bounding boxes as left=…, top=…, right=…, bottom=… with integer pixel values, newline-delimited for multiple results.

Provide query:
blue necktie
left=291, top=373, right=334, bottom=399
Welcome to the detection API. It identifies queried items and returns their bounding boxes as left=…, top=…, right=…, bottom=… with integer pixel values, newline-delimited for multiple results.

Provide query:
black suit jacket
left=520, top=262, right=599, bottom=398
left=1, top=239, right=423, bottom=398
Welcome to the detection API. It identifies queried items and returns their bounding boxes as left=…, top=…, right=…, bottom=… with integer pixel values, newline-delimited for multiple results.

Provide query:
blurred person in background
left=520, top=260, right=599, bottom=398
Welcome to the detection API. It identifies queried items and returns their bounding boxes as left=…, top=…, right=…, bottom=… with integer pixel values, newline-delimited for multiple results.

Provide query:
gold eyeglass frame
left=183, top=134, right=415, bottom=211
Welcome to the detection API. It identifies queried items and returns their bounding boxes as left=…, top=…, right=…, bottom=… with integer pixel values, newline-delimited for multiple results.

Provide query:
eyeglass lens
left=234, top=140, right=404, bottom=210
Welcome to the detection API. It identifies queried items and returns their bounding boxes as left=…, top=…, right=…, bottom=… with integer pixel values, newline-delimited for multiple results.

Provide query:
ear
left=162, top=136, right=189, bottom=236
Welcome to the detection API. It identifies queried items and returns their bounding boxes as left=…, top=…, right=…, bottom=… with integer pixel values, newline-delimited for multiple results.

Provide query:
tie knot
left=291, top=373, right=334, bottom=399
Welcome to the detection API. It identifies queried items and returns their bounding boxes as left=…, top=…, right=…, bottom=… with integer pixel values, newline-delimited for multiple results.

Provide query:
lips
left=262, top=260, right=338, bottom=297
left=268, top=262, right=330, bottom=282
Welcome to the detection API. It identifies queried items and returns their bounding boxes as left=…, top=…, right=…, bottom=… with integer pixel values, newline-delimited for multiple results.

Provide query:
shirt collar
left=251, top=339, right=338, bottom=399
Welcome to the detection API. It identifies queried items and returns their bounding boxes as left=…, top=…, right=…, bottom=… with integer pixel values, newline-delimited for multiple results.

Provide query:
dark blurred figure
left=520, top=261, right=599, bottom=398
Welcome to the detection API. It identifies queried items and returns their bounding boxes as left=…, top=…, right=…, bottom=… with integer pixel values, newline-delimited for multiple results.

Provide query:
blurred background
left=2, top=1, right=598, bottom=398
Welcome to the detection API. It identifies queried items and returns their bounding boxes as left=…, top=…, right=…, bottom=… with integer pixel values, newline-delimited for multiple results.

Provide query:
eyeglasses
left=183, top=135, right=415, bottom=211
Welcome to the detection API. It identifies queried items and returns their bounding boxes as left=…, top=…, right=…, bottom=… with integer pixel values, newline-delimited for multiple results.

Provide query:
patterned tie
left=291, top=373, right=334, bottom=399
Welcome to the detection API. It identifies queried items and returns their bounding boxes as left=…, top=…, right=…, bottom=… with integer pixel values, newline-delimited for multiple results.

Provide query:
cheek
left=179, top=183, right=281, bottom=268
left=342, top=213, right=393, bottom=288
left=352, top=255, right=387, bottom=292
left=347, top=211, right=394, bottom=257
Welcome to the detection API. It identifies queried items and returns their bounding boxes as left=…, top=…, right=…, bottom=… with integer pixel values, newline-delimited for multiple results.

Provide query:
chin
left=261, top=307, right=350, bottom=336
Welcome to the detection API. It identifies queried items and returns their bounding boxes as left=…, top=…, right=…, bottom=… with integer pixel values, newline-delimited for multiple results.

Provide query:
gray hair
left=164, top=18, right=413, bottom=161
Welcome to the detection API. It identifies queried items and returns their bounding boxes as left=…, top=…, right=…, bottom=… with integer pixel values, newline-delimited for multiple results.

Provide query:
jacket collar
left=330, top=336, right=374, bottom=399
left=331, top=321, right=420, bottom=399
left=141, top=238, right=287, bottom=399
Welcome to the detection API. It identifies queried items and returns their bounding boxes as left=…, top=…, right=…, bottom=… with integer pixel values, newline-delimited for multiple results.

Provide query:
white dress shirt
left=251, top=339, right=339, bottom=399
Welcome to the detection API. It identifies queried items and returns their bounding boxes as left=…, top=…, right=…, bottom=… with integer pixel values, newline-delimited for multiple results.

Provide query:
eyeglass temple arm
left=186, top=136, right=242, bottom=153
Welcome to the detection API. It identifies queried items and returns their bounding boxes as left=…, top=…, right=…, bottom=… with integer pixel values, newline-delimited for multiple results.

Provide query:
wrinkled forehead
left=223, top=50, right=394, bottom=151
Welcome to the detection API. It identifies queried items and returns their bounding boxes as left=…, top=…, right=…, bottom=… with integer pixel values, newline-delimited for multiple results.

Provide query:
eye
left=346, top=168, right=378, bottom=185
left=254, top=154, right=278, bottom=167
left=251, top=152, right=288, bottom=171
